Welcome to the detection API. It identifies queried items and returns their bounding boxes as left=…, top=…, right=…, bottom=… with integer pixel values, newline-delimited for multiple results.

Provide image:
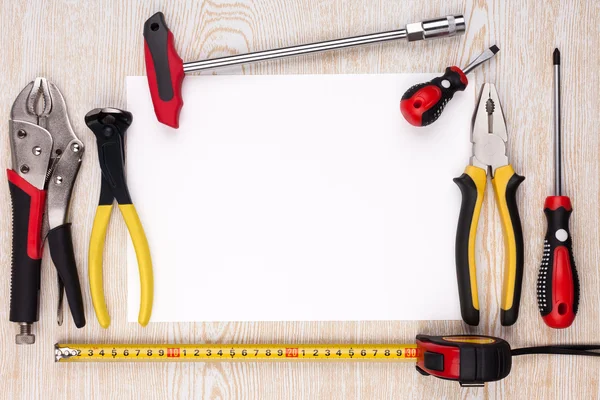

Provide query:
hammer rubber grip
left=143, top=12, right=185, bottom=128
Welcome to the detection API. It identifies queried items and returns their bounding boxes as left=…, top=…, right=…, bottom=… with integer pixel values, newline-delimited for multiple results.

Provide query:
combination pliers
left=7, top=78, right=86, bottom=344
left=454, top=83, right=525, bottom=326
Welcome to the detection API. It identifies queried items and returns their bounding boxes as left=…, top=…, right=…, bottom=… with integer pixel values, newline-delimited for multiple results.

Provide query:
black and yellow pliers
left=454, top=84, right=524, bottom=326
left=85, top=108, right=153, bottom=328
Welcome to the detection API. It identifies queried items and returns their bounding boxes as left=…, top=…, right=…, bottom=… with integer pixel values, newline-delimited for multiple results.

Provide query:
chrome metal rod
left=553, top=48, right=562, bottom=196
left=183, top=15, right=465, bottom=73
left=462, top=45, right=499, bottom=75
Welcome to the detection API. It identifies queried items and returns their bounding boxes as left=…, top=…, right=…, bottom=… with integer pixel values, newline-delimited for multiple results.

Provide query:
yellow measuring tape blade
left=55, top=344, right=419, bottom=362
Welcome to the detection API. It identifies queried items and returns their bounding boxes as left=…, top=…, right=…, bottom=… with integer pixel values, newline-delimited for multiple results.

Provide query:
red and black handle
left=7, top=170, right=46, bottom=325
left=416, top=334, right=512, bottom=386
left=143, top=12, right=185, bottom=128
left=400, top=67, right=468, bottom=127
left=418, top=333, right=600, bottom=385
left=537, top=196, right=579, bottom=328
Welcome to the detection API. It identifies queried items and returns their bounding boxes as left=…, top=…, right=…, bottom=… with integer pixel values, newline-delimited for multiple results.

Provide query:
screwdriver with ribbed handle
left=537, top=48, right=580, bottom=329
left=400, top=45, right=499, bottom=126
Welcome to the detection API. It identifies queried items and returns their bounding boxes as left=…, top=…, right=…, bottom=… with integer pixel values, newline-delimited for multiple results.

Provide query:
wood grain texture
left=1, top=0, right=600, bottom=398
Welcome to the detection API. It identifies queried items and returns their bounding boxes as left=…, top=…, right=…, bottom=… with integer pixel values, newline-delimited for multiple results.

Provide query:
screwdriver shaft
left=553, top=49, right=562, bottom=196
left=462, top=45, right=500, bottom=75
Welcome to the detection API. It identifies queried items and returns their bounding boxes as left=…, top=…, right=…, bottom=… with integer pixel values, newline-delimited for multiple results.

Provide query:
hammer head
left=143, top=12, right=185, bottom=128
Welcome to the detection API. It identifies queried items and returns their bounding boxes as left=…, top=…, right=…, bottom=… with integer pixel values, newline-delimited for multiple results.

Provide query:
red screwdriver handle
left=400, top=67, right=468, bottom=127
left=143, top=12, right=185, bottom=129
left=537, top=196, right=580, bottom=328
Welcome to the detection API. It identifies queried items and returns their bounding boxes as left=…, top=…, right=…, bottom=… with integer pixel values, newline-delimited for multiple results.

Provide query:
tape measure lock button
left=423, top=351, right=445, bottom=371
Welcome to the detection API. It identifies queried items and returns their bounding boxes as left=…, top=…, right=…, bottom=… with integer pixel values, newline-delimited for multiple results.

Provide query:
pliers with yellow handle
left=85, top=108, right=153, bottom=328
left=453, top=83, right=524, bottom=326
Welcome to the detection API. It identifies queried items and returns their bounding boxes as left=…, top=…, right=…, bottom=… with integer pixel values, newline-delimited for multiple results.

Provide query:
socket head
left=406, top=15, right=466, bottom=42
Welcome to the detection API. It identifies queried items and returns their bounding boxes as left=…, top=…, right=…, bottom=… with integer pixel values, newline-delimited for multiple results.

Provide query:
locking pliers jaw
left=9, top=78, right=86, bottom=222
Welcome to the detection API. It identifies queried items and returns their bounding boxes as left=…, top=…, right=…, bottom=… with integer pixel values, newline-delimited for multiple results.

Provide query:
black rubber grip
left=144, top=12, right=175, bottom=101
left=48, top=224, right=86, bottom=328
left=453, top=173, right=480, bottom=326
left=9, top=181, right=42, bottom=324
left=499, top=173, right=525, bottom=327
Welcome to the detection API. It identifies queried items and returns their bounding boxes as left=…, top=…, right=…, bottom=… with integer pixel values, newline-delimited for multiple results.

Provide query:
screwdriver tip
left=490, top=45, right=500, bottom=54
left=553, top=48, right=560, bottom=65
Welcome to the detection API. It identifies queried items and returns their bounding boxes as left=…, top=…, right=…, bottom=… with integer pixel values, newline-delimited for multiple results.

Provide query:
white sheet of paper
left=125, top=74, right=473, bottom=322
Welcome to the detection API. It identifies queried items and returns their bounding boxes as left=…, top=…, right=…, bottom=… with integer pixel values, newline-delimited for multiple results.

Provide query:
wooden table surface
left=1, top=0, right=599, bottom=398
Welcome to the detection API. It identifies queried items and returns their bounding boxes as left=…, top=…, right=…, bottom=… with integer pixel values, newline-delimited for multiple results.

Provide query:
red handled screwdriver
left=537, top=49, right=580, bottom=329
left=400, top=45, right=499, bottom=127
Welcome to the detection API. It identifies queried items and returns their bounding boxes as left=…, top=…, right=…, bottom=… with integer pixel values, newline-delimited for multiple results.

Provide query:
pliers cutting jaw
left=454, top=83, right=524, bottom=327
left=86, top=108, right=154, bottom=329
left=470, top=83, right=509, bottom=175
left=8, top=78, right=86, bottom=344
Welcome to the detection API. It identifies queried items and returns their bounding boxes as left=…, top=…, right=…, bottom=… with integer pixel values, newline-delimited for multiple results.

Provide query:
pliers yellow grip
left=86, top=108, right=154, bottom=328
left=454, top=84, right=524, bottom=326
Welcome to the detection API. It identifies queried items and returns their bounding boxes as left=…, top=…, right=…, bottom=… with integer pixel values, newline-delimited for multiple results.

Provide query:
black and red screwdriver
left=400, top=45, right=499, bottom=127
left=537, top=49, right=580, bottom=329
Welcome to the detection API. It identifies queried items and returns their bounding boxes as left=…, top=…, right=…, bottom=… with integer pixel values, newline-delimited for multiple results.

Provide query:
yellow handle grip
left=453, top=165, right=487, bottom=326
left=89, top=205, right=113, bottom=328
left=492, top=164, right=525, bottom=326
left=119, top=204, right=154, bottom=326
left=88, top=204, right=154, bottom=328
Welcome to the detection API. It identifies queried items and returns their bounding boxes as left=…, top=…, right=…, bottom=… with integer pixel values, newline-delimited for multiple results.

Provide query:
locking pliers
left=7, top=78, right=86, bottom=344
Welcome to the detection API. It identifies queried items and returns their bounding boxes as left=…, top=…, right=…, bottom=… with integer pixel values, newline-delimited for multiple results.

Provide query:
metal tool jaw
left=470, top=83, right=509, bottom=176
left=84, top=108, right=133, bottom=205
left=10, top=78, right=85, bottom=236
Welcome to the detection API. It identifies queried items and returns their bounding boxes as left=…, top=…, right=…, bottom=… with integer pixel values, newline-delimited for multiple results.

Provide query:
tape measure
left=55, top=343, right=418, bottom=362
left=55, top=334, right=515, bottom=386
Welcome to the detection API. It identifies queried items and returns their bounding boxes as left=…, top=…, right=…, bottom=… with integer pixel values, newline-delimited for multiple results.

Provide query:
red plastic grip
left=400, top=85, right=442, bottom=126
left=416, top=339, right=461, bottom=380
left=539, top=195, right=578, bottom=329
left=543, top=246, right=576, bottom=328
left=400, top=67, right=468, bottom=127
left=143, top=12, right=185, bottom=128
left=544, top=195, right=572, bottom=211
left=7, top=169, right=46, bottom=259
